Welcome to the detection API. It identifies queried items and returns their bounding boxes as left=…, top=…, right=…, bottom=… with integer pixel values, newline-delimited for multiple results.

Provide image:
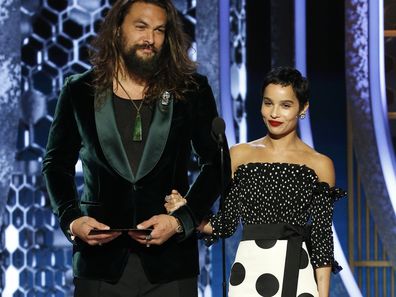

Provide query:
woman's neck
left=263, top=131, right=301, bottom=151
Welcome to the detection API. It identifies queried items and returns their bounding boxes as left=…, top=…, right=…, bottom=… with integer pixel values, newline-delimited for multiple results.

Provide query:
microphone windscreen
left=212, top=117, right=226, bottom=135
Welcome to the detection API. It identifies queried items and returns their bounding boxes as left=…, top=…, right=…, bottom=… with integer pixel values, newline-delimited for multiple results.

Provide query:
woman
left=166, top=67, right=345, bottom=297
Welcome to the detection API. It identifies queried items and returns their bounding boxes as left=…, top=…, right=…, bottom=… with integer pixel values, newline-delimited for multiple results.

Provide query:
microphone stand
left=211, top=117, right=228, bottom=297
left=218, top=134, right=227, bottom=297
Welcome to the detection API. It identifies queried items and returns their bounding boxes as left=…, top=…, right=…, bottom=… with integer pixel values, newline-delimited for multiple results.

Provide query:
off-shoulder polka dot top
left=209, top=162, right=346, bottom=269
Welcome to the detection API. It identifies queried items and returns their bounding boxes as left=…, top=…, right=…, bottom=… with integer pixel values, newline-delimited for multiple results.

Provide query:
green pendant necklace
left=117, top=80, right=144, bottom=141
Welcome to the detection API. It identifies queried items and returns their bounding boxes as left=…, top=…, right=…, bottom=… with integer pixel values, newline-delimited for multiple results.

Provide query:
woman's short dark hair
left=261, top=66, right=310, bottom=108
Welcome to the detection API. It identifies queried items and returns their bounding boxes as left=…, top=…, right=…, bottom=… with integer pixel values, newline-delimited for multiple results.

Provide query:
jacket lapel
left=95, top=89, right=134, bottom=183
left=135, top=97, right=173, bottom=181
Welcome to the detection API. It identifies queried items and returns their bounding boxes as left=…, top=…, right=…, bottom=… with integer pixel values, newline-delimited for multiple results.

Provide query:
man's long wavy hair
left=90, top=0, right=197, bottom=102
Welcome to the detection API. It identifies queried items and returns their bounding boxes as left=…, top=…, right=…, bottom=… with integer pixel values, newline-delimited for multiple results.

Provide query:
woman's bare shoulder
left=305, top=150, right=335, bottom=186
left=230, top=139, right=265, bottom=173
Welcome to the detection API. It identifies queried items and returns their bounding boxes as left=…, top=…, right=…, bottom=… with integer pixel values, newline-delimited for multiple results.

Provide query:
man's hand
left=70, top=216, right=121, bottom=246
left=129, top=214, right=179, bottom=246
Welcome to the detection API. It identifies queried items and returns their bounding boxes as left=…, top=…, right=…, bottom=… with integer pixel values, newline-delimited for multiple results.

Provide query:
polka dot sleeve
left=309, top=182, right=346, bottom=269
left=205, top=172, right=243, bottom=245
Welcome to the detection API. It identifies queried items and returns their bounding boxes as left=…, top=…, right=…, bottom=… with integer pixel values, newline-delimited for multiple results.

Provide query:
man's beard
left=121, top=44, right=161, bottom=81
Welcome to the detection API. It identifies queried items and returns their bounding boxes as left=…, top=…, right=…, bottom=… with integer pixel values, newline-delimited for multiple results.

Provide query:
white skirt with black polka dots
left=228, top=240, right=318, bottom=297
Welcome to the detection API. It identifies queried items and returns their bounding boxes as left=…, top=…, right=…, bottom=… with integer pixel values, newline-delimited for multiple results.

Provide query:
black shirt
left=112, top=94, right=153, bottom=175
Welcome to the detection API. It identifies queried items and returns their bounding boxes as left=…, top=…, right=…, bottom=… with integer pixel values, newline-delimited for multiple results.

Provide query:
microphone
left=212, top=117, right=226, bottom=145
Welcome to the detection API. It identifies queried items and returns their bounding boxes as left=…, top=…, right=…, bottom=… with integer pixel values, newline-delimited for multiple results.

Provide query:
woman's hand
left=197, top=219, right=213, bottom=234
left=164, top=189, right=187, bottom=213
left=164, top=189, right=213, bottom=234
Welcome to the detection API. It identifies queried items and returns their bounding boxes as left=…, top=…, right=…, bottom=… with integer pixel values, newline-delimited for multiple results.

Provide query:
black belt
left=242, top=223, right=311, bottom=297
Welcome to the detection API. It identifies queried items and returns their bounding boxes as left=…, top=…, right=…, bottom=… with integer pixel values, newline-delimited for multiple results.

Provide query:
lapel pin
left=161, top=91, right=171, bottom=106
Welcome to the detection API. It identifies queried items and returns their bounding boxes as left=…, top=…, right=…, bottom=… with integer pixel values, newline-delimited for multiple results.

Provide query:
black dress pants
left=74, top=253, right=198, bottom=297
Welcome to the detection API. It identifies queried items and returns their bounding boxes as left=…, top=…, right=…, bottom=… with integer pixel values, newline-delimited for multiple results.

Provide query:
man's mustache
left=135, top=43, right=157, bottom=53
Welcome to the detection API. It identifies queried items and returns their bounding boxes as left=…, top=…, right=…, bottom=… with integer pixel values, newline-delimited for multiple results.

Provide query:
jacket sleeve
left=171, top=76, right=232, bottom=239
left=42, top=77, right=83, bottom=242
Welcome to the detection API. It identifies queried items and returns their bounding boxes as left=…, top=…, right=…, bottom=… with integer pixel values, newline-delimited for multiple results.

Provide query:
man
left=42, top=0, right=230, bottom=296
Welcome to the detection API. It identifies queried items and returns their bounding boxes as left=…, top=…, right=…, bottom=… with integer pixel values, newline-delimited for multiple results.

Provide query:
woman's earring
left=299, top=113, right=306, bottom=119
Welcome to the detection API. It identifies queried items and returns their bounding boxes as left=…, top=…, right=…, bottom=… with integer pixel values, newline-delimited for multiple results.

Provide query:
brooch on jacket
left=159, top=91, right=172, bottom=112
left=161, top=91, right=171, bottom=106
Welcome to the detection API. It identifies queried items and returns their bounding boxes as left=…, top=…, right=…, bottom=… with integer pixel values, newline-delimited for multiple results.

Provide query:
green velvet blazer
left=42, top=70, right=230, bottom=283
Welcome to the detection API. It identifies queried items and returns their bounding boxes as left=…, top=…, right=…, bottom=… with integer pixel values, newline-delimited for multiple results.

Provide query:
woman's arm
left=165, top=191, right=214, bottom=234
left=164, top=144, right=250, bottom=235
left=315, top=267, right=331, bottom=297
left=309, top=153, right=336, bottom=296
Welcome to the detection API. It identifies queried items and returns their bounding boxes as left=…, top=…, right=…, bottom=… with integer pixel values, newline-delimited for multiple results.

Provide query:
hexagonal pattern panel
left=4, top=1, right=119, bottom=295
